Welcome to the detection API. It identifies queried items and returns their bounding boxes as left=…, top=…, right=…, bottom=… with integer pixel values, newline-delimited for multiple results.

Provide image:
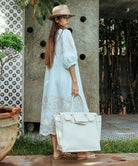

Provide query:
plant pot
left=0, top=105, right=21, bottom=161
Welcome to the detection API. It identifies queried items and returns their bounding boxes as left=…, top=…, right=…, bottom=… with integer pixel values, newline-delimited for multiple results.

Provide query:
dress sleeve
left=62, top=29, right=78, bottom=69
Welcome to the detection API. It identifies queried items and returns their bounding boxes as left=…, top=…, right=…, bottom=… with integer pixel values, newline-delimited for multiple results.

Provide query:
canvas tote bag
left=55, top=95, right=102, bottom=152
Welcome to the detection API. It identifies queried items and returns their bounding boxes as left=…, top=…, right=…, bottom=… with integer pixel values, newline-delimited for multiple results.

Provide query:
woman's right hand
left=72, top=82, right=79, bottom=96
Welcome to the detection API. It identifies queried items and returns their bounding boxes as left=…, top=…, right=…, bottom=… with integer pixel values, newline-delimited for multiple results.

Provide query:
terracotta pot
left=0, top=105, right=21, bottom=161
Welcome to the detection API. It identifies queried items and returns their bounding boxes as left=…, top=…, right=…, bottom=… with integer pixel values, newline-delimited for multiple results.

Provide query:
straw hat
left=48, top=5, right=75, bottom=20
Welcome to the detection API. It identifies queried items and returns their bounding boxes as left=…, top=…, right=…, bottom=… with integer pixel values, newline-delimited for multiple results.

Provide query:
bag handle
left=70, top=94, right=85, bottom=112
left=70, top=95, right=101, bottom=139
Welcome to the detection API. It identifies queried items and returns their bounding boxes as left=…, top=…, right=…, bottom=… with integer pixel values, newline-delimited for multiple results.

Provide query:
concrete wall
left=24, top=7, right=51, bottom=122
left=24, top=0, right=99, bottom=122
left=67, top=0, right=99, bottom=113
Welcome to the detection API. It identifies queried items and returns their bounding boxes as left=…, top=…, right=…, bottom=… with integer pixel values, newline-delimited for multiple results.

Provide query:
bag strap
left=70, top=94, right=85, bottom=112
left=70, top=95, right=101, bottom=139
left=96, top=116, right=101, bottom=139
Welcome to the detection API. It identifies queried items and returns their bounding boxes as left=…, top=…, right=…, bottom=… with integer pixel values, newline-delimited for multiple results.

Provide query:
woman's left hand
left=72, top=81, right=79, bottom=96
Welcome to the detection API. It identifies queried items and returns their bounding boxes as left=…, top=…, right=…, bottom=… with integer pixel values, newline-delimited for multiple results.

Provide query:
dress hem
left=39, top=131, right=56, bottom=138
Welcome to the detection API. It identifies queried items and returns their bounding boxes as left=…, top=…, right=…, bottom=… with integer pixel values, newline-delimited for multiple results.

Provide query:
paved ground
left=101, top=115, right=138, bottom=140
left=1, top=153, right=138, bottom=166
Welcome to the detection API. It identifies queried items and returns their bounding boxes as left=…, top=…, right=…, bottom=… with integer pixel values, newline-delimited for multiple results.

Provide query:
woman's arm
left=69, top=65, right=79, bottom=96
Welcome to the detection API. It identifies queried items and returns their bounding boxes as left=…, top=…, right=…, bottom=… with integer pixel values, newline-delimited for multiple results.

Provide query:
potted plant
left=0, top=32, right=24, bottom=161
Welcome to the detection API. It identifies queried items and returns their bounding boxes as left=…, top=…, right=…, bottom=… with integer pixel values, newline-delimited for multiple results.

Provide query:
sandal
left=62, top=152, right=71, bottom=156
left=53, top=152, right=71, bottom=160
left=77, top=153, right=96, bottom=160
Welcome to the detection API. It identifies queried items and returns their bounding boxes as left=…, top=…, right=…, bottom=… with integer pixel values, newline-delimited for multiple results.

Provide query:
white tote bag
left=55, top=95, right=102, bottom=152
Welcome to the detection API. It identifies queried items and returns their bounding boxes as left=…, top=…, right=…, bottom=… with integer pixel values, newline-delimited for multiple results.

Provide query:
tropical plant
left=0, top=32, right=25, bottom=79
left=17, top=0, right=66, bottom=25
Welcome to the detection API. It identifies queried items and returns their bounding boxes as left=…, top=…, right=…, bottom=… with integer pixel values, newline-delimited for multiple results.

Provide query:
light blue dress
left=39, top=29, right=89, bottom=137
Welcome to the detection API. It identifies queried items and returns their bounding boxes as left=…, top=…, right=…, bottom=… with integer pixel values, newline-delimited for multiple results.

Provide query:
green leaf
left=0, top=32, right=25, bottom=53
left=0, top=52, right=6, bottom=58
left=17, top=0, right=66, bottom=25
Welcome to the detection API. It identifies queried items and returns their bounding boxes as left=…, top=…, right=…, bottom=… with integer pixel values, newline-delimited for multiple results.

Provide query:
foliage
left=0, top=32, right=24, bottom=55
left=17, top=0, right=66, bottom=25
left=99, top=18, right=138, bottom=114
left=100, top=139, right=138, bottom=153
left=9, top=135, right=53, bottom=155
left=0, top=32, right=25, bottom=79
left=8, top=135, right=138, bottom=155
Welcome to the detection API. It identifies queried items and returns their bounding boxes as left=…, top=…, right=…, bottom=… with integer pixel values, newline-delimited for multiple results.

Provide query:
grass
left=100, top=139, right=138, bottom=153
left=9, top=135, right=53, bottom=155
left=8, top=135, right=138, bottom=155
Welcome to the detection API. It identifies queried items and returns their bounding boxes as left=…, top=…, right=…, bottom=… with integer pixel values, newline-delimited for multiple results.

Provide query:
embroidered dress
left=39, top=29, right=89, bottom=137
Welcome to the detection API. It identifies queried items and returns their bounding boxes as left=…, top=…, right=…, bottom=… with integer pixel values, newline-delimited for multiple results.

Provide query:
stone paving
left=101, top=115, right=138, bottom=140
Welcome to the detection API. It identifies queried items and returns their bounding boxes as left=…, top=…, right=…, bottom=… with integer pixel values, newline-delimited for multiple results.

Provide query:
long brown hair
left=45, top=20, right=60, bottom=67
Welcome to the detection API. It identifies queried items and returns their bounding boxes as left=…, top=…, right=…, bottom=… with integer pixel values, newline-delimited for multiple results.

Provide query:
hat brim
left=48, top=14, right=75, bottom=20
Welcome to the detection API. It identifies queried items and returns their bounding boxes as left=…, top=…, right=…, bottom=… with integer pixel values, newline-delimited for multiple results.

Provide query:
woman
left=39, top=5, right=95, bottom=160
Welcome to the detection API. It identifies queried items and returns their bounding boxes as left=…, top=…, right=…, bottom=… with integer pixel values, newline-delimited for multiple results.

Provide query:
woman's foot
left=53, top=150, right=62, bottom=159
left=76, top=152, right=95, bottom=160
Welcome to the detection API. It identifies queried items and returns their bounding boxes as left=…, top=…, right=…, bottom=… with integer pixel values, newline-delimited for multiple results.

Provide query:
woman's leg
left=51, top=134, right=61, bottom=158
left=51, top=134, right=71, bottom=159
